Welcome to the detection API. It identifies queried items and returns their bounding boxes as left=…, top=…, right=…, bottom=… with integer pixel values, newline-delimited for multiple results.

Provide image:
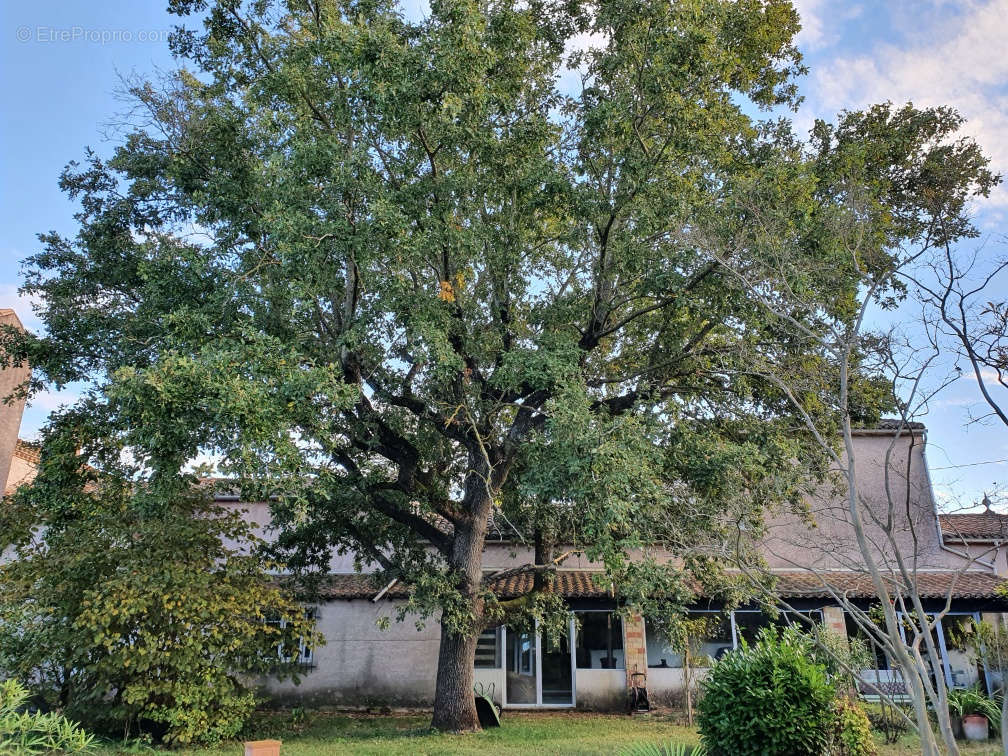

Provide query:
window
left=645, top=612, right=732, bottom=668
left=269, top=606, right=318, bottom=670
left=574, top=611, right=624, bottom=669
left=508, top=628, right=536, bottom=677
left=475, top=626, right=502, bottom=669
left=734, top=609, right=823, bottom=647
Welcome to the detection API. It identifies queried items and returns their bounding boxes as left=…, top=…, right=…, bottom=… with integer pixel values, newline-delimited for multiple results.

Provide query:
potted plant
left=947, top=687, right=999, bottom=741
left=946, top=689, right=964, bottom=739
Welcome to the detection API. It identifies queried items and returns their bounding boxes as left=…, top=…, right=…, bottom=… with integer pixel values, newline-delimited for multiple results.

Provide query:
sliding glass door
left=506, top=629, right=538, bottom=704
left=503, top=620, right=575, bottom=707
left=541, top=629, right=574, bottom=704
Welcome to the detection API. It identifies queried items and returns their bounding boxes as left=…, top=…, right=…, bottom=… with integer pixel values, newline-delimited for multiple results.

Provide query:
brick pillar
left=823, top=606, right=847, bottom=642
left=623, top=613, right=648, bottom=686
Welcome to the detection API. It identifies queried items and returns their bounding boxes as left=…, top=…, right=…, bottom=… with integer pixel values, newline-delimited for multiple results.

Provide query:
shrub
left=0, top=679, right=94, bottom=754
left=0, top=467, right=323, bottom=745
left=860, top=701, right=910, bottom=741
left=831, top=699, right=877, bottom=756
left=696, top=626, right=836, bottom=756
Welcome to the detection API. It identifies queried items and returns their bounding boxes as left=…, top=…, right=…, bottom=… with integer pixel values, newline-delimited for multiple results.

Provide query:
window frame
left=573, top=609, right=625, bottom=670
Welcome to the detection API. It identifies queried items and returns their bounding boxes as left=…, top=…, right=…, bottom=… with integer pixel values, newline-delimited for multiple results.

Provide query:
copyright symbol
left=16, top=27, right=32, bottom=42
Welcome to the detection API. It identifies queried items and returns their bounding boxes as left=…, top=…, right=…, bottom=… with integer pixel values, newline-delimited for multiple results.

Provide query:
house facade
left=231, top=424, right=1008, bottom=710
left=1, top=316, right=1005, bottom=710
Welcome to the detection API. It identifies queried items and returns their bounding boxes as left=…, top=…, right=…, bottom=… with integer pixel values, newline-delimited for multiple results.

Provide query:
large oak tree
left=4, top=0, right=921, bottom=731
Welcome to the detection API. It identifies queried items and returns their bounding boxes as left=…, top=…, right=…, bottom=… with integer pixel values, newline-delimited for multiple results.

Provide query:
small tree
left=0, top=418, right=321, bottom=745
left=702, top=100, right=999, bottom=755
left=664, top=614, right=722, bottom=726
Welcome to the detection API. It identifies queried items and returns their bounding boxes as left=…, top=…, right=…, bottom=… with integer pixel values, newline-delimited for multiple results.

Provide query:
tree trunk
left=430, top=472, right=494, bottom=732
left=432, top=628, right=481, bottom=732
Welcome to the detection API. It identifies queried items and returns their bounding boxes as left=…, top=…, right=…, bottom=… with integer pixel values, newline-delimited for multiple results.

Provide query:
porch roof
left=309, top=568, right=1007, bottom=602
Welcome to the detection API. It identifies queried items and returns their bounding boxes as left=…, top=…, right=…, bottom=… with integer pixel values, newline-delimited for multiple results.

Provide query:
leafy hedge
left=697, top=626, right=874, bottom=756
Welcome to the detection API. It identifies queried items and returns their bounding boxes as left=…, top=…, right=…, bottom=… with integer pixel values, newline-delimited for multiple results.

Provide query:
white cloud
left=808, top=0, right=1008, bottom=206
left=0, top=283, right=43, bottom=333
left=27, top=389, right=81, bottom=413
left=792, top=0, right=827, bottom=49
left=791, top=0, right=863, bottom=52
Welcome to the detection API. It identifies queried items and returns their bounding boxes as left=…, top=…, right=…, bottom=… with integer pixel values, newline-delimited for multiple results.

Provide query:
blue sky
left=1, top=0, right=1006, bottom=510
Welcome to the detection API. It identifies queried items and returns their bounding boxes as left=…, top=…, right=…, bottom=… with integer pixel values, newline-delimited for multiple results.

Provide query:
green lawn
left=91, top=710, right=1003, bottom=755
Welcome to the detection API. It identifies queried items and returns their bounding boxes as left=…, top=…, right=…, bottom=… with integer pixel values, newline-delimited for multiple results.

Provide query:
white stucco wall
left=574, top=669, right=625, bottom=709
left=261, top=599, right=441, bottom=706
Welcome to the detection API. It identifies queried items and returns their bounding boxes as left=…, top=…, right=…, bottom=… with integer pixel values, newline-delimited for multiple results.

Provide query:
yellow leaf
left=438, top=280, right=455, bottom=302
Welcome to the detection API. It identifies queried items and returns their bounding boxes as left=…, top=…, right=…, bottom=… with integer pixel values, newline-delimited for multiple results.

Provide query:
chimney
left=0, top=310, right=29, bottom=493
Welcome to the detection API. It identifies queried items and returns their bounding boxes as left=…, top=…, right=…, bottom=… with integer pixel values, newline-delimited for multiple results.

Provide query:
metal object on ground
left=627, top=668, right=650, bottom=714
left=474, top=682, right=502, bottom=728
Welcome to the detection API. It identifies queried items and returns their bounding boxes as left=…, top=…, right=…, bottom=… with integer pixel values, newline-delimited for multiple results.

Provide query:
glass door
left=503, top=620, right=575, bottom=706
left=540, top=628, right=574, bottom=704
left=506, top=628, right=538, bottom=704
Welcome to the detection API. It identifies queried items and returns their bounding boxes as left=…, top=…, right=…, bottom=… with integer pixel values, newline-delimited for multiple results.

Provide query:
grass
left=90, top=710, right=1005, bottom=755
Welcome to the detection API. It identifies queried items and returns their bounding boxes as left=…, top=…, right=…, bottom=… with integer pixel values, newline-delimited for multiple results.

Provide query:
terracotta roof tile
left=770, top=570, right=1007, bottom=600
left=940, top=513, right=1008, bottom=541
left=310, top=569, right=1006, bottom=602
left=874, top=419, right=926, bottom=431
left=13, top=439, right=40, bottom=465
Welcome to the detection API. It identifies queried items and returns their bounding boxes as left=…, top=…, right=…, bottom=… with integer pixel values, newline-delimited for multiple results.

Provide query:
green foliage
left=3, top=0, right=997, bottom=731
left=810, top=630, right=873, bottom=691
left=621, top=742, right=706, bottom=756
left=831, top=699, right=877, bottom=756
left=696, top=626, right=836, bottom=756
left=0, top=679, right=94, bottom=754
left=0, top=437, right=322, bottom=745
left=946, top=687, right=1001, bottom=728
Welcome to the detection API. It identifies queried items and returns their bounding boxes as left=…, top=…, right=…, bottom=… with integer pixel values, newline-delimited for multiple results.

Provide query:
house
left=1, top=311, right=1004, bottom=710
left=228, top=422, right=1008, bottom=710
left=939, top=503, right=1008, bottom=577
left=0, top=310, right=37, bottom=496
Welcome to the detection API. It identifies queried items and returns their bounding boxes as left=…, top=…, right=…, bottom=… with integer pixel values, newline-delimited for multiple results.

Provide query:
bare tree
left=683, top=101, right=1004, bottom=754
left=907, top=239, right=1008, bottom=428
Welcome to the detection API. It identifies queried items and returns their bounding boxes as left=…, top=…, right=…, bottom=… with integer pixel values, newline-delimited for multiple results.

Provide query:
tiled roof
left=309, top=569, right=1005, bottom=602
left=771, top=570, right=1006, bottom=600
left=874, top=419, right=926, bottom=431
left=849, top=419, right=926, bottom=434
left=312, top=570, right=614, bottom=601
left=940, top=513, right=1008, bottom=541
left=13, top=439, right=40, bottom=465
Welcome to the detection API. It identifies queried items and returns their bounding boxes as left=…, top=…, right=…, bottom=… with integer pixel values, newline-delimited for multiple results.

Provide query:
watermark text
left=17, top=26, right=171, bottom=44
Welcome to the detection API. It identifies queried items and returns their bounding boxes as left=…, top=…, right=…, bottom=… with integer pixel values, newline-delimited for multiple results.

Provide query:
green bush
left=0, top=475, right=322, bottom=746
left=696, top=626, right=836, bottom=756
left=831, top=699, right=877, bottom=756
left=0, top=679, right=94, bottom=754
